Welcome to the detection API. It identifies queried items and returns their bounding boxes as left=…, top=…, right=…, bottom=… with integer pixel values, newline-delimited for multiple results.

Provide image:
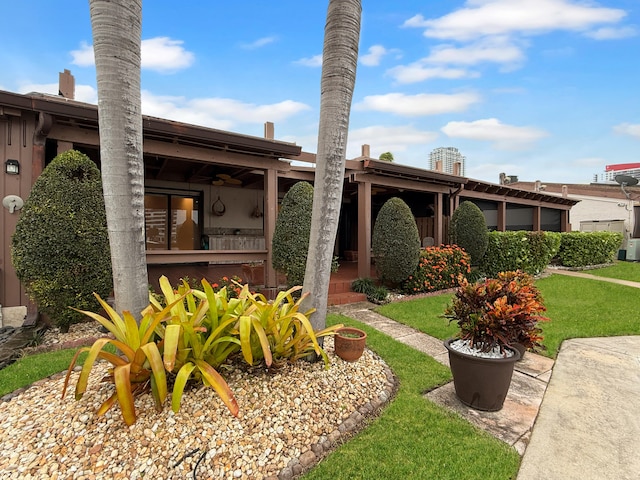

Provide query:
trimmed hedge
left=401, top=245, right=471, bottom=294
left=372, top=197, right=421, bottom=285
left=11, top=150, right=112, bottom=332
left=271, top=181, right=314, bottom=287
left=449, top=201, right=489, bottom=266
left=557, top=231, right=623, bottom=267
left=479, top=231, right=561, bottom=277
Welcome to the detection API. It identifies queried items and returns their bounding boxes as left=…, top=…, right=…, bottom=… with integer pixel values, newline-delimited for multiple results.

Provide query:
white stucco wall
left=568, top=194, right=634, bottom=240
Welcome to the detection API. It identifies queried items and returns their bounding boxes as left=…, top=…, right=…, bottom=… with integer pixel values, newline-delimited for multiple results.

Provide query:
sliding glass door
left=144, top=191, right=202, bottom=250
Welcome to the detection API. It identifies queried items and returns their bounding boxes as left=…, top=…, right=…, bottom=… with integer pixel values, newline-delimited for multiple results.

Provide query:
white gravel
left=449, top=339, right=516, bottom=359
left=0, top=338, right=395, bottom=480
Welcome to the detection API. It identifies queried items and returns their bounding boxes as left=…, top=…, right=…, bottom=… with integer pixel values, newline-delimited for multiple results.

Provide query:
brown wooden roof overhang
left=0, top=90, right=302, bottom=158
left=462, top=179, right=579, bottom=207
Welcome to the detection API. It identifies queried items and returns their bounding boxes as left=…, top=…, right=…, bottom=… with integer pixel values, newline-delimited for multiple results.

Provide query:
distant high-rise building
left=429, top=147, right=465, bottom=176
left=594, top=163, right=640, bottom=183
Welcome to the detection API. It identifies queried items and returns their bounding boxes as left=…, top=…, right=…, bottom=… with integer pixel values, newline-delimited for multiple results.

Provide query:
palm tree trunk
left=302, top=0, right=361, bottom=333
left=89, top=0, right=149, bottom=317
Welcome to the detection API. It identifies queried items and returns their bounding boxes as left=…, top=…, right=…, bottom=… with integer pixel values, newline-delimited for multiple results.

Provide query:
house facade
left=1, top=73, right=577, bottom=326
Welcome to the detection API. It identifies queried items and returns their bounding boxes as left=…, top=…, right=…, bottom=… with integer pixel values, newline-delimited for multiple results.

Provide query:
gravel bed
left=449, top=339, right=516, bottom=359
left=0, top=337, right=396, bottom=480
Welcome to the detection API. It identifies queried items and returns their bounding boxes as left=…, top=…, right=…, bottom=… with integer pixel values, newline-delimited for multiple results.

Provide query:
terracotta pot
left=444, top=338, right=520, bottom=412
left=334, top=327, right=367, bottom=362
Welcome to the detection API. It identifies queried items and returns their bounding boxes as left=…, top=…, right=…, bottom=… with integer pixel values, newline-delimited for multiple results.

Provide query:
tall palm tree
left=302, top=0, right=361, bottom=333
left=89, top=0, right=149, bottom=317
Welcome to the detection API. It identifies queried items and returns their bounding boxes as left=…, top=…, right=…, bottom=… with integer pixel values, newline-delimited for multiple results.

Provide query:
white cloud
left=404, top=0, right=627, bottom=41
left=16, top=82, right=98, bottom=104
left=143, top=37, right=195, bottom=72
left=294, top=54, right=323, bottom=67
left=426, top=37, right=525, bottom=67
left=387, top=64, right=476, bottom=84
left=355, top=92, right=480, bottom=116
left=586, top=26, right=637, bottom=40
left=613, top=123, right=640, bottom=139
left=240, top=36, right=277, bottom=49
left=571, top=157, right=607, bottom=168
left=347, top=125, right=439, bottom=157
left=441, top=118, right=548, bottom=149
left=17, top=82, right=57, bottom=95
left=70, top=41, right=94, bottom=66
left=71, top=37, right=195, bottom=73
left=360, top=45, right=388, bottom=66
left=141, top=91, right=311, bottom=130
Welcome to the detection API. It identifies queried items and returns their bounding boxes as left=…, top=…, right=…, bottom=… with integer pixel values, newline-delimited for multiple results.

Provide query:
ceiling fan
left=212, top=173, right=242, bottom=186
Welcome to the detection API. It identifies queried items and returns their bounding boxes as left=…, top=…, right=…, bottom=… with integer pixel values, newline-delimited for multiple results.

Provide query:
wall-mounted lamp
left=5, top=159, right=20, bottom=175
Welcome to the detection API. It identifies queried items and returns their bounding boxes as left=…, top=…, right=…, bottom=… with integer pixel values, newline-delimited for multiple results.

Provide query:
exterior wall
left=568, top=194, right=632, bottom=237
left=1, top=111, right=37, bottom=317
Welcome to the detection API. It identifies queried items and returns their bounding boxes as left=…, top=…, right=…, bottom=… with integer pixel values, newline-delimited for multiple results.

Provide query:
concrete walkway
left=332, top=269, right=640, bottom=478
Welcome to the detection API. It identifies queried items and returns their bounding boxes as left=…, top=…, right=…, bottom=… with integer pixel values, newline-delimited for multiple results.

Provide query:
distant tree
left=379, top=152, right=394, bottom=162
left=89, top=0, right=148, bottom=317
left=301, top=0, right=361, bottom=334
left=11, top=150, right=113, bottom=332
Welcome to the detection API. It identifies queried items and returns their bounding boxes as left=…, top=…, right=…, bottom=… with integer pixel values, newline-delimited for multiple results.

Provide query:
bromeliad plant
left=150, top=276, right=241, bottom=415
left=443, top=270, right=549, bottom=354
left=62, top=294, right=179, bottom=426
left=235, top=286, right=343, bottom=368
left=64, top=275, right=342, bottom=426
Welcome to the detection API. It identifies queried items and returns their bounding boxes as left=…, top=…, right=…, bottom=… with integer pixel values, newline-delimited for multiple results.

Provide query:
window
left=144, top=191, right=202, bottom=250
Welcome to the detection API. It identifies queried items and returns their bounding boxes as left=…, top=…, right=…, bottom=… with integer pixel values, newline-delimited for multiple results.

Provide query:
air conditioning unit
left=626, top=238, right=640, bottom=261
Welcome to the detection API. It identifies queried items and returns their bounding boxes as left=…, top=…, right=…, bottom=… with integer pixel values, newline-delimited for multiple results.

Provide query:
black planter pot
left=444, top=338, right=521, bottom=412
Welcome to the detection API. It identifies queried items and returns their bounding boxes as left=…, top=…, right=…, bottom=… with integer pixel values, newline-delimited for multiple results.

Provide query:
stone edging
left=273, top=356, right=398, bottom=480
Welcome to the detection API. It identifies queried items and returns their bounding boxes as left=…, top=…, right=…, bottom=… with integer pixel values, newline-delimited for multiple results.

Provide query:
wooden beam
left=349, top=172, right=454, bottom=194
left=147, top=250, right=267, bottom=264
left=48, top=124, right=292, bottom=171
left=357, top=181, right=372, bottom=278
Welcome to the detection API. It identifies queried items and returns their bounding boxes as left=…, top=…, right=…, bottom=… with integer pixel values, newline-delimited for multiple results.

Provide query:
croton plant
left=443, top=270, right=549, bottom=354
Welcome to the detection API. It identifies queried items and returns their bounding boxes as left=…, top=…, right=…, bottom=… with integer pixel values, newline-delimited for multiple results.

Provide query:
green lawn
left=0, top=348, right=88, bottom=397
left=9, top=272, right=635, bottom=478
left=587, top=260, right=640, bottom=282
left=303, top=314, right=519, bottom=480
left=376, top=274, right=640, bottom=359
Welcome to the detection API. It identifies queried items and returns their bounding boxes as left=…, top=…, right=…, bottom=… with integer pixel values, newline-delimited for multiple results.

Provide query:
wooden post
left=357, top=181, right=371, bottom=278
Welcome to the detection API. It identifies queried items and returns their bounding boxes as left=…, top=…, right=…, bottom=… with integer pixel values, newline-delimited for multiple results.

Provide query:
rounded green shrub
left=11, top=150, right=113, bottom=332
left=372, top=197, right=421, bottom=285
left=449, top=201, right=489, bottom=265
left=271, top=181, right=314, bottom=287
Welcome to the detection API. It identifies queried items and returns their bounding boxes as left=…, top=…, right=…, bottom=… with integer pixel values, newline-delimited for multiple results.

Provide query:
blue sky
left=1, top=0, right=638, bottom=184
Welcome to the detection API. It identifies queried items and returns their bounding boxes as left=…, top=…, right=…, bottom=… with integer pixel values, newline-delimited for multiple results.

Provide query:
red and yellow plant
left=443, top=270, right=549, bottom=354
left=402, top=245, right=471, bottom=294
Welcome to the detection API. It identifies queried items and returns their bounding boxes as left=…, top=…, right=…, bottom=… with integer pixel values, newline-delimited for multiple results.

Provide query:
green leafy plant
left=272, top=181, right=314, bottom=287
left=372, top=197, right=421, bottom=285
left=557, top=231, right=623, bottom=267
left=449, top=201, right=489, bottom=266
left=479, top=231, right=561, bottom=277
left=11, top=149, right=112, bottom=332
left=402, top=245, right=471, bottom=294
left=368, top=285, right=390, bottom=304
left=351, top=277, right=377, bottom=294
left=151, top=276, right=241, bottom=414
left=443, top=271, right=549, bottom=354
left=62, top=294, right=178, bottom=426
left=238, top=286, right=343, bottom=368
